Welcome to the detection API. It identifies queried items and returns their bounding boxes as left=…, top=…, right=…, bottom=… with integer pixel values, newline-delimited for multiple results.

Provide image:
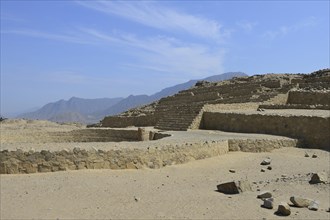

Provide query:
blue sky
left=1, top=0, right=329, bottom=116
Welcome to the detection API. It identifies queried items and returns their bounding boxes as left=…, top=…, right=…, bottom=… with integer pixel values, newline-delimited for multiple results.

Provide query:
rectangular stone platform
left=202, top=109, right=330, bottom=149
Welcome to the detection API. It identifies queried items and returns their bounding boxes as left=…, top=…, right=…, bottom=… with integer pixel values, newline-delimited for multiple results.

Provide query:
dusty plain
left=0, top=119, right=329, bottom=219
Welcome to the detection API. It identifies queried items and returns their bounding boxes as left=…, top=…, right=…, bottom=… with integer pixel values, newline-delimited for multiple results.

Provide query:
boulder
left=309, top=172, right=327, bottom=184
left=257, top=191, right=272, bottom=199
left=262, top=198, right=274, bottom=209
left=308, top=200, right=319, bottom=211
left=217, top=180, right=252, bottom=194
left=260, top=157, right=271, bottom=165
left=277, top=202, right=291, bottom=216
left=290, top=196, right=312, bottom=207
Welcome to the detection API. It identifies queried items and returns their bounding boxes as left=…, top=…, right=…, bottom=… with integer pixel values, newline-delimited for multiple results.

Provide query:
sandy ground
left=1, top=147, right=329, bottom=220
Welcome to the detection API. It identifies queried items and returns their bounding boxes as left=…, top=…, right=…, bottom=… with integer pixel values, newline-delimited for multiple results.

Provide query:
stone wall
left=101, top=115, right=158, bottom=128
left=0, top=140, right=229, bottom=174
left=258, top=104, right=330, bottom=110
left=227, top=139, right=298, bottom=152
left=202, top=112, right=330, bottom=149
left=287, top=90, right=330, bottom=105
left=59, top=129, right=139, bottom=142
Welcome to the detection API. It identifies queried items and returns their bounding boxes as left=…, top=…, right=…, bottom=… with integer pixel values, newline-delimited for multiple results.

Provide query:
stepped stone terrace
left=102, top=69, right=330, bottom=149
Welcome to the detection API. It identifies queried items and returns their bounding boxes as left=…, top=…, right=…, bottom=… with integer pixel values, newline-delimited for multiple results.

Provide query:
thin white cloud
left=76, top=1, right=229, bottom=42
left=80, top=28, right=225, bottom=77
left=2, top=27, right=225, bottom=77
left=236, top=21, right=258, bottom=32
left=1, top=29, right=96, bottom=45
left=262, top=16, right=318, bottom=40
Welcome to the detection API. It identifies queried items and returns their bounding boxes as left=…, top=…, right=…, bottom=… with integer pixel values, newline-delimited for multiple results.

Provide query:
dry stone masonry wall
left=202, top=112, right=330, bottom=149
left=0, top=140, right=229, bottom=174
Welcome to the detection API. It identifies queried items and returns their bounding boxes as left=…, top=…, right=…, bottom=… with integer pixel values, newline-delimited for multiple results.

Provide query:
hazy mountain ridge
left=19, top=97, right=124, bottom=123
left=18, top=72, right=247, bottom=124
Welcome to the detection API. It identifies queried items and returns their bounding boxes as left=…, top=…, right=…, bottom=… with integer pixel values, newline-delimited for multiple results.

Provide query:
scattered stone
left=257, top=108, right=265, bottom=112
left=312, top=153, right=318, bottom=158
left=308, top=200, right=319, bottom=211
left=229, top=169, right=236, bottom=173
left=261, top=168, right=266, bottom=172
left=257, top=191, right=272, bottom=199
left=277, top=202, right=291, bottom=216
left=304, top=152, right=310, bottom=157
left=217, top=180, right=252, bottom=194
left=327, top=208, right=330, bottom=212
left=290, top=196, right=312, bottom=207
left=262, top=198, right=274, bottom=209
left=309, top=172, right=327, bottom=184
left=267, top=166, right=272, bottom=170
left=134, top=196, right=140, bottom=202
left=260, top=157, right=271, bottom=165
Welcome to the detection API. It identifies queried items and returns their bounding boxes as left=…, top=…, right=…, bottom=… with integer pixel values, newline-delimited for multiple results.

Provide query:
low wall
left=0, top=140, right=229, bottom=174
left=59, top=129, right=139, bottom=142
left=101, top=115, right=158, bottom=128
left=202, top=112, right=330, bottom=149
left=258, top=104, right=330, bottom=110
left=227, top=139, right=298, bottom=152
left=287, top=90, right=330, bottom=105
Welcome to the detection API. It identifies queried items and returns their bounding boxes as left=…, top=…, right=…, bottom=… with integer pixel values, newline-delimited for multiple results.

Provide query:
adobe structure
left=102, top=68, right=330, bottom=149
left=1, top=68, right=329, bottom=174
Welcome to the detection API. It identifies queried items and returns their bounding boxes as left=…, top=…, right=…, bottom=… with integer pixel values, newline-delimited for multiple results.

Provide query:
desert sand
left=1, top=147, right=329, bottom=220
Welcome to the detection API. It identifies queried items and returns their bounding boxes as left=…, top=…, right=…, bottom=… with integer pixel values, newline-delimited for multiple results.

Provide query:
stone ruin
left=1, top=68, right=329, bottom=174
left=102, top=68, right=330, bottom=149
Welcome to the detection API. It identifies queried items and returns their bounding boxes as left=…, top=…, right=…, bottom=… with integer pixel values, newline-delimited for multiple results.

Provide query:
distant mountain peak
left=18, top=72, right=247, bottom=124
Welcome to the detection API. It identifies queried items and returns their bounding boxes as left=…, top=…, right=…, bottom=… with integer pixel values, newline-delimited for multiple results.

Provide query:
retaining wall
left=101, top=115, right=157, bottom=128
left=60, top=129, right=139, bottom=142
left=0, top=140, right=229, bottom=174
left=0, top=137, right=299, bottom=174
left=202, top=112, right=330, bottom=149
left=287, top=90, right=330, bottom=105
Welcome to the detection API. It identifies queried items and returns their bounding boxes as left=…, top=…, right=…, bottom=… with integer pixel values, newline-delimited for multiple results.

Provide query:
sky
left=1, top=0, right=329, bottom=116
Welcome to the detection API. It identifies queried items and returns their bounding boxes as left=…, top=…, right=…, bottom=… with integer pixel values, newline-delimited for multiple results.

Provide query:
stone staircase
left=155, top=103, right=205, bottom=131
left=154, top=75, right=301, bottom=131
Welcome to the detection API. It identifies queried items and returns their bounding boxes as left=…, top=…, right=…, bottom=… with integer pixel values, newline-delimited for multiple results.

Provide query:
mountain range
left=18, top=72, right=247, bottom=124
